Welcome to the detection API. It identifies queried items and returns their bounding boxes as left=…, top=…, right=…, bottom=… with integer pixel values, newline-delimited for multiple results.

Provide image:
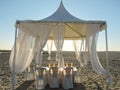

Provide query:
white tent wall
left=53, top=24, right=65, bottom=67
left=35, top=25, right=51, bottom=66
left=47, top=40, right=53, bottom=60
left=85, top=24, right=112, bottom=83
left=9, top=29, right=35, bottom=74
left=9, top=29, right=35, bottom=90
left=73, top=40, right=84, bottom=67
left=9, top=24, right=52, bottom=74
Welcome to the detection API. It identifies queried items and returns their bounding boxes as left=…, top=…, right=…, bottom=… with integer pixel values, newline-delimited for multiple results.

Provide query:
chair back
left=63, top=67, right=73, bottom=78
left=36, top=67, right=46, bottom=78
left=49, top=67, right=59, bottom=77
left=66, top=63, right=73, bottom=67
left=49, top=63, right=54, bottom=67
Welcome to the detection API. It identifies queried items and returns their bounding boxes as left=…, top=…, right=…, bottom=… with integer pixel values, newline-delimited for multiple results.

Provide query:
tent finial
left=60, top=0, right=63, bottom=4
left=59, top=0, right=64, bottom=8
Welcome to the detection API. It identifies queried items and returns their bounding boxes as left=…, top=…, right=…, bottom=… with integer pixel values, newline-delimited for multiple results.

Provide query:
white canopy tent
left=9, top=1, right=112, bottom=90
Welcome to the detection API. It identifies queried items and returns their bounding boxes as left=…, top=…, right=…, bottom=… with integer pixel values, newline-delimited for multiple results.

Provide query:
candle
left=70, top=70, right=72, bottom=75
left=51, top=69, right=53, bottom=75
left=73, top=67, right=77, bottom=71
left=59, top=67, right=63, bottom=71
left=28, top=66, right=30, bottom=72
left=64, top=70, right=66, bottom=76
left=43, top=70, right=46, bottom=75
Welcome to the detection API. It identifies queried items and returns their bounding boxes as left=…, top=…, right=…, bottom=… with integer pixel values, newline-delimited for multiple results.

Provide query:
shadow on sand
left=15, top=81, right=86, bottom=90
left=15, top=80, right=34, bottom=90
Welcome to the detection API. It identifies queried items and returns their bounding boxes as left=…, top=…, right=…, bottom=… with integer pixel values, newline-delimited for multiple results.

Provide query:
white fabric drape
left=73, top=40, right=84, bottom=67
left=82, top=39, right=89, bottom=66
left=9, top=30, right=35, bottom=74
left=86, top=24, right=113, bottom=83
left=47, top=40, right=53, bottom=60
left=53, top=25, right=65, bottom=67
left=33, top=37, right=40, bottom=60
left=35, top=25, right=51, bottom=66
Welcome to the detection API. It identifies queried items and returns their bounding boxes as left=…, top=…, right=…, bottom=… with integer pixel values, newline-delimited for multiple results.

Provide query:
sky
left=0, top=0, right=120, bottom=51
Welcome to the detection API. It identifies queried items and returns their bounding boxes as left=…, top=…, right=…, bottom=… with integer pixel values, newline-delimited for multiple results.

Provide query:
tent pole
left=105, top=28, right=109, bottom=89
left=11, top=26, right=17, bottom=90
left=105, top=28, right=109, bottom=73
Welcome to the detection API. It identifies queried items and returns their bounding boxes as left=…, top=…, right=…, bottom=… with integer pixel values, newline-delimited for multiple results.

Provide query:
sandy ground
left=0, top=50, right=120, bottom=90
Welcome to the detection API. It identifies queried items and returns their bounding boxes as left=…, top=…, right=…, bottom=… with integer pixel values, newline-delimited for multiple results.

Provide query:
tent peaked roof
left=16, top=1, right=106, bottom=25
left=39, top=1, right=106, bottom=25
left=41, top=1, right=85, bottom=22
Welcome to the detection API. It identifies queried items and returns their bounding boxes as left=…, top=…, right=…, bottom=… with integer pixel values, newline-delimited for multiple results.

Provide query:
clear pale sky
left=0, top=0, right=120, bottom=51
